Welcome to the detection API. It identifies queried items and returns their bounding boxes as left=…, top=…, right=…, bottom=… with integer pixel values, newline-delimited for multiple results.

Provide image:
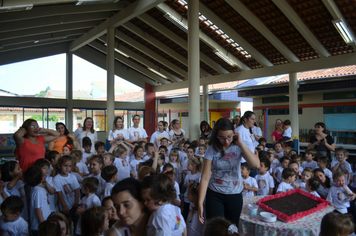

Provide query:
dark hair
left=275, top=142, right=283, bottom=148
left=1, top=161, right=18, bottom=182
left=46, top=150, right=60, bottom=163
left=283, top=119, right=291, bottom=126
left=132, top=114, right=140, bottom=120
left=112, top=178, right=141, bottom=202
left=260, top=157, right=271, bottom=170
left=112, top=116, right=124, bottom=131
left=144, top=143, right=154, bottom=151
left=47, top=212, right=69, bottom=235
left=38, top=219, right=62, bottom=236
left=55, top=122, right=69, bottom=136
left=140, top=174, right=176, bottom=205
left=241, top=162, right=251, bottom=171
left=34, top=158, right=50, bottom=168
left=318, top=155, right=329, bottom=164
left=282, top=168, right=296, bottom=179
left=81, top=206, right=108, bottom=236
left=82, top=177, right=99, bottom=193
left=186, top=145, right=195, bottom=153
left=90, top=155, right=104, bottom=167
left=280, top=156, right=290, bottom=164
left=82, top=117, right=95, bottom=133
left=258, top=150, right=269, bottom=159
left=55, top=155, right=73, bottom=173
left=307, top=178, right=320, bottom=191
left=163, top=163, right=174, bottom=172
left=1, top=196, right=24, bottom=214
left=314, top=168, right=331, bottom=188
left=320, top=212, right=354, bottom=236
left=82, top=137, right=92, bottom=147
left=238, top=111, right=255, bottom=134
left=95, top=141, right=106, bottom=151
left=335, top=147, right=347, bottom=155
left=204, top=217, right=238, bottom=236
left=133, top=145, right=144, bottom=154
left=101, top=196, right=113, bottom=207
left=200, top=121, right=212, bottom=134
left=172, top=119, right=179, bottom=125
left=101, top=165, right=118, bottom=182
left=286, top=141, right=295, bottom=148
left=21, top=118, right=38, bottom=138
left=208, top=117, right=235, bottom=159
left=160, top=137, right=168, bottom=143
left=158, top=153, right=165, bottom=161
left=24, top=165, right=43, bottom=187
left=305, top=148, right=317, bottom=156
left=258, top=137, right=267, bottom=144
left=315, top=122, right=327, bottom=134
left=159, top=145, right=168, bottom=152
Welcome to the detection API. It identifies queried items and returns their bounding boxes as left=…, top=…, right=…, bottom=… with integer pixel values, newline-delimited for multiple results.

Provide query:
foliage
left=29, top=115, right=58, bottom=121
left=35, top=86, right=51, bottom=97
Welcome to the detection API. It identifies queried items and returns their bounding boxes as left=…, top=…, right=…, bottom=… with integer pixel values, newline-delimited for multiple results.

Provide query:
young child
left=62, top=143, right=72, bottom=156
left=258, top=137, right=268, bottom=151
left=24, top=165, right=51, bottom=235
left=1, top=161, right=28, bottom=221
left=103, top=153, right=115, bottom=167
left=255, top=157, right=274, bottom=196
left=350, top=160, right=356, bottom=193
left=276, top=168, right=298, bottom=193
left=53, top=155, right=80, bottom=223
left=306, top=178, right=320, bottom=197
left=320, top=212, right=354, bottom=236
left=178, top=141, right=187, bottom=162
left=186, top=182, right=204, bottom=236
left=267, top=151, right=280, bottom=175
left=101, top=165, right=118, bottom=199
left=301, top=149, right=318, bottom=170
left=75, top=177, right=102, bottom=236
left=0, top=196, right=28, bottom=236
left=157, top=153, right=165, bottom=173
left=130, top=145, right=145, bottom=179
left=288, top=161, right=301, bottom=180
left=283, top=147, right=292, bottom=158
left=38, top=220, right=62, bottom=236
left=203, top=217, right=239, bottom=236
left=80, top=206, right=109, bottom=236
left=317, top=155, right=332, bottom=180
left=82, top=137, right=94, bottom=165
left=183, top=156, right=203, bottom=220
left=195, top=138, right=206, bottom=155
left=168, top=149, right=183, bottom=185
left=331, top=147, right=352, bottom=185
left=326, top=171, right=356, bottom=214
left=87, top=155, right=106, bottom=198
left=296, top=167, right=313, bottom=191
left=273, top=156, right=290, bottom=184
left=70, top=150, right=89, bottom=179
left=282, top=119, right=292, bottom=141
left=143, top=143, right=155, bottom=161
left=241, top=163, right=258, bottom=197
left=197, top=144, right=207, bottom=157
left=183, top=146, right=195, bottom=176
left=291, top=154, right=303, bottom=173
left=95, top=141, right=106, bottom=156
left=113, top=142, right=131, bottom=182
left=160, top=138, right=173, bottom=156
left=141, top=174, right=186, bottom=235
left=162, top=163, right=181, bottom=207
left=159, top=145, right=169, bottom=164
left=45, top=150, right=60, bottom=176
left=274, top=142, right=284, bottom=159
left=47, top=212, right=69, bottom=236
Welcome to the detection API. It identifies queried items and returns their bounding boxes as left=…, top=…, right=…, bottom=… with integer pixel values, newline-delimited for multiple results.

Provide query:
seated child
left=258, top=137, right=268, bottom=151
left=288, top=161, right=301, bottom=180
left=317, top=155, right=332, bottom=180
left=95, top=141, right=106, bottom=156
left=195, top=138, right=206, bottom=155
left=273, top=156, right=290, bottom=183
left=101, top=165, right=118, bottom=199
left=274, top=142, right=284, bottom=159
left=291, top=154, right=303, bottom=173
left=296, top=168, right=313, bottom=191
left=301, top=149, right=318, bottom=170
left=241, top=163, right=258, bottom=197
left=197, top=144, right=207, bottom=157
left=327, top=171, right=356, bottom=214
left=331, top=147, right=352, bottom=185
left=255, top=157, right=274, bottom=196
left=306, top=178, right=320, bottom=198
left=282, top=119, right=292, bottom=141
left=0, top=196, right=28, bottom=236
left=320, top=212, right=354, bottom=236
left=103, top=153, right=115, bottom=167
left=276, top=168, right=298, bottom=193
left=267, top=150, right=280, bottom=175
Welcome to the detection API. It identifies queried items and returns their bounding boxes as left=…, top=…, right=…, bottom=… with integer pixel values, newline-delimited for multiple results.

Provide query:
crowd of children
left=1, top=117, right=356, bottom=236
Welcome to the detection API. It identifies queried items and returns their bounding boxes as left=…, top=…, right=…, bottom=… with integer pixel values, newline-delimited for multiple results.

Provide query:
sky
left=0, top=53, right=141, bottom=96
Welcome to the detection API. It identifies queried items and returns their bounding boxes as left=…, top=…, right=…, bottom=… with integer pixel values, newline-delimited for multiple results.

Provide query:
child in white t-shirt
left=267, top=150, right=280, bottom=175
left=160, top=138, right=173, bottom=156
left=331, top=147, right=352, bottom=185
left=327, top=171, right=356, bottom=214
left=24, top=165, right=51, bottom=235
left=130, top=146, right=145, bottom=178
left=288, top=161, right=301, bottom=180
left=71, top=150, right=89, bottom=178
left=306, top=178, right=321, bottom=198
left=87, top=155, right=106, bottom=198
left=141, top=174, right=186, bottom=236
left=81, top=137, right=94, bottom=165
left=101, top=165, right=118, bottom=199
left=45, top=150, right=60, bottom=176
left=282, top=119, right=292, bottom=141
left=295, top=168, right=313, bottom=192
left=159, top=145, right=169, bottom=164
left=143, top=143, right=155, bottom=161
left=274, top=142, right=284, bottom=159
left=183, top=146, right=195, bottom=176
left=162, top=164, right=181, bottom=207
left=186, top=182, right=205, bottom=236
left=113, top=142, right=132, bottom=182
left=276, top=168, right=298, bottom=193
left=255, top=158, right=275, bottom=196
left=241, top=163, right=258, bottom=197
left=317, top=155, right=333, bottom=180
left=168, top=149, right=183, bottom=185
left=301, top=149, right=318, bottom=170
left=273, top=156, right=290, bottom=183
left=0, top=196, right=28, bottom=236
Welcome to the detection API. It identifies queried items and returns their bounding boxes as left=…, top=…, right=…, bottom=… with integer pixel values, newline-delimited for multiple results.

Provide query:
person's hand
left=233, top=132, right=244, bottom=148
left=67, top=134, right=74, bottom=140
left=62, top=206, right=70, bottom=215
left=76, top=206, right=85, bottom=215
left=198, top=204, right=205, bottom=224
left=131, top=173, right=137, bottom=178
left=72, top=165, right=79, bottom=173
left=349, top=193, right=356, bottom=201
left=314, top=140, right=320, bottom=146
left=0, top=181, right=5, bottom=193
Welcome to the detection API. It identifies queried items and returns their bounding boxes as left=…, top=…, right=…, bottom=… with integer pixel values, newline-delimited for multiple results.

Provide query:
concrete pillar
left=106, top=27, right=115, bottom=136
left=289, top=72, right=299, bottom=152
left=202, top=84, right=209, bottom=122
left=144, top=83, right=156, bottom=139
left=66, top=52, right=73, bottom=132
left=188, top=0, right=200, bottom=141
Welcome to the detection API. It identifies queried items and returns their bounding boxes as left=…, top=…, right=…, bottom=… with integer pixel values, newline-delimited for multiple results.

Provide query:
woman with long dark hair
left=234, top=111, right=256, bottom=162
left=308, top=122, right=335, bottom=161
left=200, top=121, right=212, bottom=143
left=198, top=117, right=259, bottom=226
left=108, top=116, right=129, bottom=146
left=48, top=122, right=78, bottom=154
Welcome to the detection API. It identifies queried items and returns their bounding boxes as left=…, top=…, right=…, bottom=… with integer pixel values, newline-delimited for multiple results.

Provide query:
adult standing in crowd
left=127, top=115, right=148, bottom=143
left=48, top=122, right=78, bottom=154
left=13, top=119, right=59, bottom=173
left=108, top=116, right=129, bottom=146
left=169, top=119, right=187, bottom=149
left=271, top=119, right=284, bottom=145
left=198, top=117, right=259, bottom=227
left=74, top=117, right=97, bottom=153
left=200, top=121, right=212, bottom=144
left=308, top=122, right=335, bottom=161
left=252, top=123, right=262, bottom=148
left=234, top=111, right=256, bottom=163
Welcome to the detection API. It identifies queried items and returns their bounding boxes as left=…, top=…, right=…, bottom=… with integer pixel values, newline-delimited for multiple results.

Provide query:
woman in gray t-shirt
left=197, top=118, right=260, bottom=226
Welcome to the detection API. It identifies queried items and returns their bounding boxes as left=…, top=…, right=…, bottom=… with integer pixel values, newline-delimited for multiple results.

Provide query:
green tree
left=29, top=115, right=58, bottom=121
left=35, top=86, right=51, bottom=97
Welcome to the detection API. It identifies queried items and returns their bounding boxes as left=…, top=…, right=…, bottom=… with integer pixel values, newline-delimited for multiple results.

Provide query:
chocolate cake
left=263, top=193, right=319, bottom=216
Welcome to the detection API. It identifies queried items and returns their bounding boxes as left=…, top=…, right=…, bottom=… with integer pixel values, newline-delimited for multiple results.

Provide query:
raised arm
left=39, top=128, right=60, bottom=143
left=67, top=134, right=78, bottom=149
left=234, top=133, right=260, bottom=169
left=13, top=127, right=27, bottom=148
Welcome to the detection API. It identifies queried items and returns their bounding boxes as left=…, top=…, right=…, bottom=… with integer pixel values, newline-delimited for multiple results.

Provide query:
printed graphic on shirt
left=174, top=216, right=182, bottom=231
left=258, top=180, right=266, bottom=189
left=63, top=184, right=73, bottom=194
left=134, top=131, right=139, bottom=138
left=122, top=160, right=128, bottom=167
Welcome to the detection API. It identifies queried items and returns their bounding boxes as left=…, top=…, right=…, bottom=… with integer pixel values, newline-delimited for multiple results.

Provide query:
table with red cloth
left=238, top=196, right=334, bottom=236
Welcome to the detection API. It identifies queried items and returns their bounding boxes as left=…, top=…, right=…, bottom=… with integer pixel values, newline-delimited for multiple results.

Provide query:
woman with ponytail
left=234, top=111, right=256, bottom=163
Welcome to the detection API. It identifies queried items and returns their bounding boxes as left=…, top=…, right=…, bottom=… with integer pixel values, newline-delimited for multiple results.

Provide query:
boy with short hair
left=103, top=153, right=115, bottom=167
left=0, top=196, right=28, bottom=236
left=301, top=149, right=318, bottom=170
left=24, top=165, right=51, bottom=235
left=129, top=148, right=144, bottom=179
left=177, top=141, right=187, bottom=164
left=267, top=151, right=280, bottom=175
left=82, top=137, right=94, bottom=165
left=282, top=119, right=292, bottom=141
left=160, top=138, right=173, bottom=155
left=255, top=157, right=274, bottom=196
left=195, top=137, right=206, bottom=155
left=276, top=168, right=298, bottom=193
left=317, top=155, right=333, bottom=180
left=288, top=161, right=301, bottom=180
left=327, top=171, right=356, bottom=214
left=258, top=138, right=268, bottom=151
left=283, top=147, right=292, bottom=158
left=159, top=145, right=169, bottom=163
left=143, top=143, right=155, bottom=161
left=331, top=147, right=352, bottom=185
left=241, top=163, right=258, bottom=197
left=45, top=150, right=60, bottom=175
left=273, top=156, right=290, bottom=183
left=94, top=141, right=106, bottom=156
left=285, top=141, right=295, bottom=149
left=197, top=144, right=207, bottom=157
left=183, top=146, right=195, bottom=175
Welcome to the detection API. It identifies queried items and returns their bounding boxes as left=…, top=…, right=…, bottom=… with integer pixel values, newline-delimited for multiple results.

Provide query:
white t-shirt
left=269, top=159, right=280, bottom=175
left=277, top=182, right=294, bottom=193
left=296, top=179, right=306, bottom=191
left=283, top=127, right=292, bottom=139
left=276, top=150, right=284, bottom=158
left=273, top=166, right=284, bottom=183
left=102, top=182, right=114, bottom=199
left=183, top=172, right=201, bottom=203
left=327, top=186, right=352, bottom=213
left=82, top=152, right=94, bottom=165
left=331, top=160, right=352, bottom=181
left=204, top=144, right=243, bottom=194
left=116, top=158, right=131, bottom=181
left=150, top=130, right=171, bottom=148
left=142, top=155, right=151, bottom=161
left=170, top=162, right=183, bottom=184
left=301, top=161, right=318, bottom=171
left=128, top=126, right=148, bottom=141
left=76, top=193, right=101, bottom=235
left=53, top=173, right=80, bottom=210
left=30, top=186, right=51, bottom=230
left=255, top=172, right=274, bottom=196
left=252, top=126, right=262, bottom=147
left=242, top=176, right=258, bottom=197
left=0, top=216, right=28, bottom=236
left=77, top=162, right=89, bottom=174
left=130, top=159, right=144, bottom=179
left=45, top=176, right=56, bottom=212
left=108, top=129, right=130, bottom=142
left=74, top=127, right=98, bottom=153
left=147, top=204, right=186, bottom=236
left=309, top=191, right=321, bottom=198
left=323, top=168, right=333, bottom=180
left=4, top=180, right=28, bottom=221
left=234, top=125, right=255, bottom=163
left=186, top=203, right=204, bottom=236
left=72, top=172, right=84, bottom=185
left=317, top=184, right=330, bottom=199
left=86, top=172, right=106, bottom=198
left=351, top=171, right=356, bottom=188
left=174, top=181, right=180, bottom=202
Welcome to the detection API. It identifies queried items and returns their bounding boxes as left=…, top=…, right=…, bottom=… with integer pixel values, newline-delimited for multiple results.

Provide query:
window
left=323, top=91, right=356, bottom=100
left=262, top=95, right=302, bottom=104
left=323, top=106, right=356, bottom=114
left=267, top=108, right=302, bottom=115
